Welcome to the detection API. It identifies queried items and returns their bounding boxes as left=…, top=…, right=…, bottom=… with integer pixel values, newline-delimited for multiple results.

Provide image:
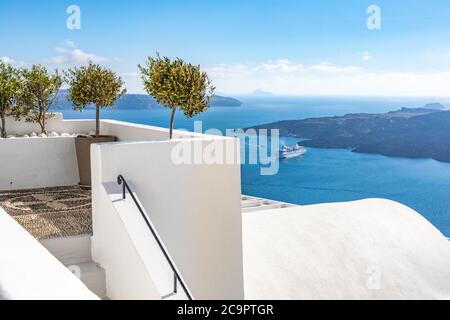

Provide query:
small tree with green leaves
left=65, top=62, right=126, bottom=136
left=19, top=65, right=63, bottom=134
left=0, top=62, right=21, bottom=138
left=139, top=54, right=215, bottom=139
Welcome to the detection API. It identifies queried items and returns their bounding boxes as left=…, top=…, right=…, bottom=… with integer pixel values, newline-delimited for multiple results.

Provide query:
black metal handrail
left=117, top=174, right=193, bottom=300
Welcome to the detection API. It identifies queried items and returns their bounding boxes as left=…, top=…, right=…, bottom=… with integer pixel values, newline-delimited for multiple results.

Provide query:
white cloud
left=64, top=39, right=77, bottom=49
left=207, top=60, right=305, bottom=78
left=47, top=40, right=110, bottom=65
left=362, top=51, right=373, bottom=61
left=0, top=56, right=27, bottom=67
left=207, top=64, right=250, bottom=78
left=208, top=60, right=361, bottom=80
left=205, top=59, right=450, bottom=96
left=254, top=59, right=304, bottom=73
left=1, top=56, right=15, bottom=65
left=309, top=62, right=362, bottom=73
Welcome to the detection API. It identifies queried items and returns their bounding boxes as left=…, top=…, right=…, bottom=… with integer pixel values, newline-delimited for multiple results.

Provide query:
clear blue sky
left=1, top=0, right=450, bottom=95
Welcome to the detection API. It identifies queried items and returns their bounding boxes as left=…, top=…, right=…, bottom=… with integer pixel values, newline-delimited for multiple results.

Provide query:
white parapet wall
left=0, top=114, right=95, bottom=190
left=0, top=136, right=81, bottom=190
left=2, top=113, right=95, bottom=136
left=0, top=115, right=196, bottom=190
left=100, top=120, right=202, bottom=141
left=91, top=135, right=244, bottom=299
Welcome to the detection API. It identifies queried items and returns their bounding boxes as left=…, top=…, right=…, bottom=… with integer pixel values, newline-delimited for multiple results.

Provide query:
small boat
left=279, top=144, right=306, bottom=159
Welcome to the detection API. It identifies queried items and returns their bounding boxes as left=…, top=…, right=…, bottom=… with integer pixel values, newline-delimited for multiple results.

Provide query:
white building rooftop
left=243, top=199, right=450, bottom=299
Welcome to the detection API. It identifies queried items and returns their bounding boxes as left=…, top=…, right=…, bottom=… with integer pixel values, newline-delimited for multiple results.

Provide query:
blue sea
left=61, top=96, right=450, bottom=236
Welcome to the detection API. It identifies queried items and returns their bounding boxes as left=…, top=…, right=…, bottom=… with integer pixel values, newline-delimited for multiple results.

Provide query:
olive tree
left=0, top=61, right=21, bottom=138
left=65, top=62, right=126, bottom=136
left=139, top=54, right=215, bottom=139
left=19, top=65, right=63, bottom=134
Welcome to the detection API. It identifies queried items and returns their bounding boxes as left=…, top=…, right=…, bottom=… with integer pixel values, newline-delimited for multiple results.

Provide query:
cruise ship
left=279, top=144, right=306, bottom=159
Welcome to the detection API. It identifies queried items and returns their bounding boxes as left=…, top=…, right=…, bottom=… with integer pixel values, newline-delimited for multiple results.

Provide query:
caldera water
left=61, top=96, right=450, bottom=236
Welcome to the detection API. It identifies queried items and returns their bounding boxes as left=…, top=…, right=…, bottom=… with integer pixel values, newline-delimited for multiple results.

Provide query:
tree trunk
left=95, top=105, right=100, bottom=136
left=1, top=113, right=6, bottom=138
left=40, top=112, right=47, bottom=134
left=169, top=107, right=177, bottom=139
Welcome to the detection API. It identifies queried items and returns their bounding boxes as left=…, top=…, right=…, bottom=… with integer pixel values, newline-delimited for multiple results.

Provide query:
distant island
left=52, top=90, right=242, bottom=110
left=423, top=102, right=446, bottom=110
left=250, top=103, right=450, bottom=163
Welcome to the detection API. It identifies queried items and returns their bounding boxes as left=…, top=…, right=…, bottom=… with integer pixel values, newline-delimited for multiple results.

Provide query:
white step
left=73, top=262, right=107, bottom=299
left=40, top=234, right=92, bottom=265
left=104, top=181, right=191, bottom=300
left=241, top=199, right=265, bottom=208
left=242, top=203, right=291, bottom=213
left=40, top=235, right=107, bottom=299
left=241, top=195, right=297, bottom=213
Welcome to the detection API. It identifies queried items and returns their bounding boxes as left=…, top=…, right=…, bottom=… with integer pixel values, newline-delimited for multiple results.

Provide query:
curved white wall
left=243, top=199, right=450, bottom=300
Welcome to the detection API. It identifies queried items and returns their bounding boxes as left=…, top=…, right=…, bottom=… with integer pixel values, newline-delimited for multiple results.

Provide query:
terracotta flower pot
left=75, top=135, right=117, bottom=186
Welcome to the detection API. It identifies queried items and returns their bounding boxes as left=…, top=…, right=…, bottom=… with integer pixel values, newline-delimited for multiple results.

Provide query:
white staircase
left=241, top=195, right=296, bottom=213
left=35, top=194, right=296, bottom=300
left=40, top=235, right=107, bottom=299
left=103, top=179, right=191, bottom=300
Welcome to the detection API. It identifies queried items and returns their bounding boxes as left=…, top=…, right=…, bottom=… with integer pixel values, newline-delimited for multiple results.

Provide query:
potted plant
left=17, top=65, right=62, bottom=135
left=0, top=61, right=21, bottom=138
left=65, top=62, right=126, bottom=186
left=138, top=53, right=214, bottom=139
